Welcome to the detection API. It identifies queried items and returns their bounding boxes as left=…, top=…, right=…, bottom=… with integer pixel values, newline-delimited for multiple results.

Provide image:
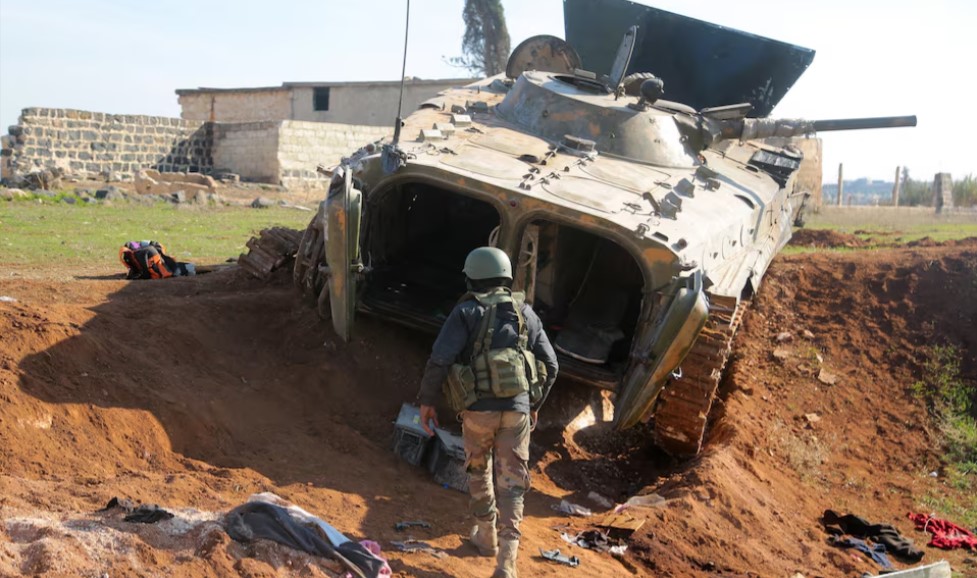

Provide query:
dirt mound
left=2, top=245, right=976, bottom=576
left=789, top=228, right=866, bottom=248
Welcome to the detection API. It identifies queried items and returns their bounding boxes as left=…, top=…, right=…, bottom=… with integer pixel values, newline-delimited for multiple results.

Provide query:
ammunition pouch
left=444, top=363, right=478, bottom=413
left=473, top=347, right=534, bottom=399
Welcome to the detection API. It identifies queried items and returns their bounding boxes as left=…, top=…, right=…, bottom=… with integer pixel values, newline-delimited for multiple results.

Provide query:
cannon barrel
left=714, top=114, right=918, bottom=143
left=810, top=115, right=917, bottom=132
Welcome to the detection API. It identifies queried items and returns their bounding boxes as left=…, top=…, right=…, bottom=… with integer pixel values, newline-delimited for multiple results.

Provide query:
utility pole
left=837, top=163, right=844, bottom=206
left=892, top=166, right=901, bottom=207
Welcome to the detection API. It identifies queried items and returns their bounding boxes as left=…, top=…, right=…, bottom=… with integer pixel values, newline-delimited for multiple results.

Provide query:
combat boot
left=491, top=539, right=518, bottom=578
left=469, top=515, right=498, bottom=556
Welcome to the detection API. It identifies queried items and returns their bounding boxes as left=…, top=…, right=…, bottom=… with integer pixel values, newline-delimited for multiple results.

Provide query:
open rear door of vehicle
left=613, top=271, right=708, bottom=430
left=324, top=166, right=363, bottom=342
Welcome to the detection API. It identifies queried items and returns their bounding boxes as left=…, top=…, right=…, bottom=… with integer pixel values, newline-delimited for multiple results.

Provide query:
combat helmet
left=463, top=247, right=512, bottom=280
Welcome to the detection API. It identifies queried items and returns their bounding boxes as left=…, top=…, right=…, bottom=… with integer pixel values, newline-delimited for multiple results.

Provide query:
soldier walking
left=417, top=247, right=559, bottom=578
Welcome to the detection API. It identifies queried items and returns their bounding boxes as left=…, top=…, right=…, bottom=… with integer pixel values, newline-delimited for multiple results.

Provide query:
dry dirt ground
left=1, top=234, right=975, bottom=577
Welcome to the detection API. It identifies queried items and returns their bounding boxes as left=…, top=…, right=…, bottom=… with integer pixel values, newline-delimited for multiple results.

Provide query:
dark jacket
left=417, top=293, right=559, bottom=414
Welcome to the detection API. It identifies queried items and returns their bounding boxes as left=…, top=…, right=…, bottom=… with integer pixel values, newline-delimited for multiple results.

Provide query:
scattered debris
left=863, top=560, right=951, bottom=578
left=552, top=499, right=593, bottom=517
left=817, top=368, right=838, bottom=385
left=394, top=520, right=431, bottom=532
left=622, top=493, right=668, bottom=509
left=134, top=169, right=217, bottom=197
left=587, top=491, right=614, bottom=509
left=596, top=511, right=646, bottom=535
left=390, top=539, right=447, bottom=559
left=560, top=528, right=627, bottom=553
left=540, top=548, right=580, bottom=567
left=237, top=227, right=303, bottom=280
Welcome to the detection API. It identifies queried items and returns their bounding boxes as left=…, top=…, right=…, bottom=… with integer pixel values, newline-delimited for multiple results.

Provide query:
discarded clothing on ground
left=907, top=512, right=977, bottom=551
left=828, top=536, right=893, bottom=570
left=98, top=496, right=174, bottom=524
left=822, top=509, right=923, bottom=562
left=224, top=501, right=388, bottom=578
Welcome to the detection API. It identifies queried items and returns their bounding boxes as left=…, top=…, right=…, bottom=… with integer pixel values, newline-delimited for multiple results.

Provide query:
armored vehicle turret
left=294, top=6, right=915, bottom=456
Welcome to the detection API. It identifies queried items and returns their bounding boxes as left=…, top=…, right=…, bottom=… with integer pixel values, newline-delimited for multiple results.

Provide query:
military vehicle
left=293, top=1, right=915, bottom=456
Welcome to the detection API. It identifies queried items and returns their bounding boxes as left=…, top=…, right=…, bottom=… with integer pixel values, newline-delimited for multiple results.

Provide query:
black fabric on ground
left=97, top=496, right=173, bottom=524
left=224, top=502, right=384, bottom=578
left=822, top=509, right=924, bottom=562
left=124, top=504, right=174, bottom=524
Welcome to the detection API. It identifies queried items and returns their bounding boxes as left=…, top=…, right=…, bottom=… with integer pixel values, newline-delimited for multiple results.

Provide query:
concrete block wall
left=1, top=108, right=211, bottom=180
left=211, top=122, right=281, bottom=183
left=178, top=89, right=292, bottom=123
left=276, top=121, right=389, bottom=189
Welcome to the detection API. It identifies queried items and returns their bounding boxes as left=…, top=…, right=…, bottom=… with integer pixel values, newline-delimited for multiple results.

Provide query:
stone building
left=176, top=78, right=471, bottom=126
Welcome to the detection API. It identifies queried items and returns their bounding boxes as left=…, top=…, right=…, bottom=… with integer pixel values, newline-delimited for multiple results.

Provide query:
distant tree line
left=899, top=169, right=977, bottom=207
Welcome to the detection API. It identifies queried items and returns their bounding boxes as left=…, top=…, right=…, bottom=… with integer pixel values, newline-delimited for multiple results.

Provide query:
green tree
left=953, top=173, right=977, bottom=207
left=450, top=0, right=511, bottom=77
left=899, top=168, right=932, bottom=206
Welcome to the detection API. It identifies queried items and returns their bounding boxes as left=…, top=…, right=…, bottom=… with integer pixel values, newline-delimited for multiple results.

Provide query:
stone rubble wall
left=1, top=108, right=211, bottom=180
left=2, top=107, right=390, bottom=189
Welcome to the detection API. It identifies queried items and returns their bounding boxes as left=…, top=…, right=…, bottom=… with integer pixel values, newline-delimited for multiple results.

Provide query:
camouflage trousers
left=462, top=410, right=531, bottom=542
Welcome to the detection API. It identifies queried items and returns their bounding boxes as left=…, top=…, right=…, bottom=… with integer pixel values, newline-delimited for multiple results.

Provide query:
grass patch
left=803, top=206, right=977, bottom=245
left=0, top=202, right=313, bottom=268
left=911, top=343, right=977, bottom=526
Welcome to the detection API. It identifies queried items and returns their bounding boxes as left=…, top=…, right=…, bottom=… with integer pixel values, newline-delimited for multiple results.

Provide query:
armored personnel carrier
left=293, top=2, right=914, bottom=456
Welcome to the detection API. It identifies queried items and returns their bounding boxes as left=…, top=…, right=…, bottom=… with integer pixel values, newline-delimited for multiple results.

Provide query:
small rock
left=74, top=188, right=92, bottom=198
left=62, top=196, right=77, bottom=204
left=171, top=190, right=186, bottom=204
left=804, top=413, right=821, bottom=424
left=207, top=192, right=224, bottom=205
left=802, top=329, right=815, bottom=339
left=817, top=369, right=837, bottom=386
left=191, top=190, right=208, bottom=205
left=95, top=186, right=124, bottom=201
left=772, top=348, right=791, bottom=360
left=251, top=197, right=273, bottom=209
left=776, top=331, right=793, bottom=343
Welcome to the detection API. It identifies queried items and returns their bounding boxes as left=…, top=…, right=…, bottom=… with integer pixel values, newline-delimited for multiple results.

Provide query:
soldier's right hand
left=419, top=404, right=439, bottom=436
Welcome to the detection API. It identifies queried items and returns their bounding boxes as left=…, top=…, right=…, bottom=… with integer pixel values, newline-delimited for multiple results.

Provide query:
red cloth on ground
left=907, top=512, right=977, bottom=550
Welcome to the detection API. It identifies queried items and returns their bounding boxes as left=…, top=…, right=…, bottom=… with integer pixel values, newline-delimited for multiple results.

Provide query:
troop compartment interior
left=360, top=182, right=502, bottom=327
left=525, top=219, right=645, bottom=382
left=358, top=183, right=645, bottom=382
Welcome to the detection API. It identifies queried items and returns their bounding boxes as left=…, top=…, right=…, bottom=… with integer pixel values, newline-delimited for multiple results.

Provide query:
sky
left=0, top=0, right=974, bottom=182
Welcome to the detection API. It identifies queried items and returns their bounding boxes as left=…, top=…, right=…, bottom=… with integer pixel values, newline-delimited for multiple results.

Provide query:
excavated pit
left=1, top=239, right=975, bottom=576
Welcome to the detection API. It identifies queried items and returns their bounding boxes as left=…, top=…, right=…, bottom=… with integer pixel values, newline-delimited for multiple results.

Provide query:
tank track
left=653, top=296, right=748, bottom=456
